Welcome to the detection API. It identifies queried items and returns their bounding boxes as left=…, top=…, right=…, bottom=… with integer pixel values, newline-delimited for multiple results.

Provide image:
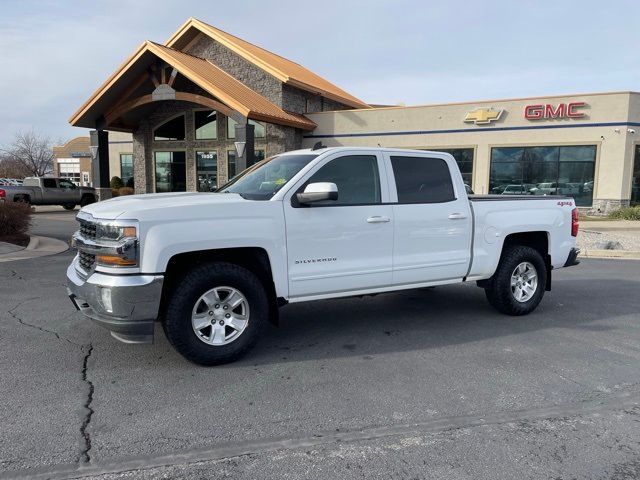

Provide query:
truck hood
left=81, top=192, right=250, bottom=220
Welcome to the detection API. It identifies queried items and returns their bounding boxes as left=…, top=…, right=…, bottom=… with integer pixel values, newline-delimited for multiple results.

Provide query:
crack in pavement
left=6, top=298, right=82, bottom=347
left=6, top=386, right=640, bottom=480
left=78, top=344, right=95, bottom=465
left=10, top=270, right=26, bottom=282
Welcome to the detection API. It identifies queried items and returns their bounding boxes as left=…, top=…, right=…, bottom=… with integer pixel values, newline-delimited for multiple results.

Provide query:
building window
left=154, top=115, right=185, bottom=141
left=58, top=159, right=81, bottom=185
left=119, top=153, right=134, bottom=188
left=227, top=150, right=236, bottom=179
left=632, top=145, right=640, bottom=205
left=391, top=156, right=455, bottom=203
left=154, top=151, right=186, bottom=192
left=490, top=145, right=596, bottom=206
left=196, top=151, right=217, bottom=192
left=227, top=118, right=266, bottom=139
left=194, top=110, right=217, bottom=140
left=434, top=148, right=474, bottom=188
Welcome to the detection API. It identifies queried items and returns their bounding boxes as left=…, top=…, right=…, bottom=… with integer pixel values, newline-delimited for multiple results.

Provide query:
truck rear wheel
left=62, top=203, right=76, bottom=211
left=484, top=245, right=546, bottom=316
left=80, top=195, right=95, bottom=207
left=163, top=262, right=269, bottom=366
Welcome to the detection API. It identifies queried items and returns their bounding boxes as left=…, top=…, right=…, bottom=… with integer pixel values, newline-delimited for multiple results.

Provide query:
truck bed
left=469, top=194, right=567, bottom=202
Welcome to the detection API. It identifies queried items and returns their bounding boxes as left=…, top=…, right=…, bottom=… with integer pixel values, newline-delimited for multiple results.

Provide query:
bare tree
left=0, top=153, right=31, bottom=178
left=1, top=130, right=54, bottom=177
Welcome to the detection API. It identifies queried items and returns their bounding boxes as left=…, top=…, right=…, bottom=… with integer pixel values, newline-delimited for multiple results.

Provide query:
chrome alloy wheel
left=510, top=262, right=538, bottom=303
left=191, top=286, right=250, bottom=345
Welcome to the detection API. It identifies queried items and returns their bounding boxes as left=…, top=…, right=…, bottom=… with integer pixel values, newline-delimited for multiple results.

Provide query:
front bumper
left=66, top=258, right=163, bottom=344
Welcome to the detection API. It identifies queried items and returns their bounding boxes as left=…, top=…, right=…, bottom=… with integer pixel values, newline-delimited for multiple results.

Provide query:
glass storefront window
left=196, top=151, right=217, bottom=192
left=632, top=145, right=640, bottom=205
left=119, top=153, right=134, bottom=188
left=431, top=148, right=474, bottom=188
left=195, top=110, right=217, bottom=140
left=227, top=118, right=266, bottom=139
left=490, top=145, right=596, bottom=206
left=154, top=115, right=185, bottom=141
left=154, top=151, right=186, bottom=192
left=227, top=150, right=236, bottom=179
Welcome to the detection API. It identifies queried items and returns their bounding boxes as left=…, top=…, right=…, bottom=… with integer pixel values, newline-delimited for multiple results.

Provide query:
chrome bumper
left=66, top=257, right=163, bottom=344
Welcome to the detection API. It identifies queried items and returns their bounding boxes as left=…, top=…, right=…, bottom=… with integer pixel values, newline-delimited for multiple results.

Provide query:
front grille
left=78, top=251, right=96, bottom=273
left=79, top=220, right=97, bottom=240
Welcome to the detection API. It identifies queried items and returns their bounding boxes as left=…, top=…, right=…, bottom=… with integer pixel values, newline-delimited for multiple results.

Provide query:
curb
left=580, top=249, right=640, bottom=260
left=0, top=235, right=69, bottom=263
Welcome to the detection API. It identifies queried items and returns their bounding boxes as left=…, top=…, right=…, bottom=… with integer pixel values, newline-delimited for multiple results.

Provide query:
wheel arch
left=160, top=247, right=282, bottom=326
left=501, top=231, right=551, bottom=291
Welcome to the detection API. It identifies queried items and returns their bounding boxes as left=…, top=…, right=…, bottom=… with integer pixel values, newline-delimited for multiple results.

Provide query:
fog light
left=100, top=287, right=113, bottom=313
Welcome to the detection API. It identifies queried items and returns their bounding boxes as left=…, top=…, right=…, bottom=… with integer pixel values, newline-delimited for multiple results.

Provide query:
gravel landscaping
left=578, top=229, right=640, bottom=251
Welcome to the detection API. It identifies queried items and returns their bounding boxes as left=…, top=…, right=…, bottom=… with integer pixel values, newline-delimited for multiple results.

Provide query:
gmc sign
left=524, top=102, right=587, bottom=120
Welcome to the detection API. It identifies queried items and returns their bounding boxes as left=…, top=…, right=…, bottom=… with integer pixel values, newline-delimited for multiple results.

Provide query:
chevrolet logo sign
left=464, top=108, right=503, bottom=125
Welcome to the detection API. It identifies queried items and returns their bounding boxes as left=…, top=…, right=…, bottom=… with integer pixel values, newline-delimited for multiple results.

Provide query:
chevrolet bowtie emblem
left=464, top=108, right=503, bottom=125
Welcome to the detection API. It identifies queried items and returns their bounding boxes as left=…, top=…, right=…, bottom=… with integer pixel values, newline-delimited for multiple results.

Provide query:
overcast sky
left=0, top=0, right=639, bottom=145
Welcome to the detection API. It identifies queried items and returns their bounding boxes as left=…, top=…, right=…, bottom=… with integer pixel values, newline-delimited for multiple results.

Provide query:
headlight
left=95, top=224, right=137, bottom=241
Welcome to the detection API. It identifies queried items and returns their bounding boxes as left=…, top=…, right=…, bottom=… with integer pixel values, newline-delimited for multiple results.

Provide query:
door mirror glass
left=296, top=182, right=338, bottom=204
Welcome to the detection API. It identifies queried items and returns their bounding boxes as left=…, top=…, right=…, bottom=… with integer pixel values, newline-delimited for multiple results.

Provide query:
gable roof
left=166, top=18, right=370, bottom=110
left=69, top=41, right=317, bottom=131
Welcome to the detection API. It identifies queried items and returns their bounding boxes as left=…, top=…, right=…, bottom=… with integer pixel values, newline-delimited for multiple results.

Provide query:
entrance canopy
left=69, top=41, right=317, bottom=132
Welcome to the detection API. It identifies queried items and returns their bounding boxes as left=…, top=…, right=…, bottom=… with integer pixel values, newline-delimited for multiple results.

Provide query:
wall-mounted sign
left=464, top=107, right=503, bottom=125
left=71, top=151, right=91, bottom=158
left=524, top=102, right=587, bottom=120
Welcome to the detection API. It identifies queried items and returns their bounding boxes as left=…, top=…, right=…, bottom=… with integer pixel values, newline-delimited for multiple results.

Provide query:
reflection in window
left=154, top=151, right=186, bottom=192
left=119, top=154, right=134, bottom=188
left=490, top=145, right=596, bottom=206
left=227, top=118, right=266, bottom=138
left=391, top=156, right=454, bottom=203
left=154, top=115, right=185, bottom=141
left=195, top=110, right=217, bottom=140
left=197, top=151, right=217, bottom=192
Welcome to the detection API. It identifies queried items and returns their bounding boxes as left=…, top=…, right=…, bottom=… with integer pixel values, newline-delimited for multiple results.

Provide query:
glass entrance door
left=196, top=151, right=218, bottom=192
left=632, top=145, right=640, bottom=205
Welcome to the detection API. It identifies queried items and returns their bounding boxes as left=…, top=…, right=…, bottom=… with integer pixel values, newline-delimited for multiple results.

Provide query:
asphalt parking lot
left=1, top=209, right=640, bottom=479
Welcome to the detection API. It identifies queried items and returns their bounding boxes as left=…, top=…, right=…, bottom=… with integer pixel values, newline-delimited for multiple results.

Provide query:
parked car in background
left=530, top=182, right=579, bottom=196
left=68, top=147, right=580, bottom=366
left=501, top=184, right=533, bottom=195
left=583, top=180, right=594, bottom=193
left=0, top=177, right=96, bottom=209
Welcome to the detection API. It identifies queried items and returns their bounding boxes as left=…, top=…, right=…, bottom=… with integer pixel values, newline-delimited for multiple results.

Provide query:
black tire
left=62, top=203, right=76, bottom=211
left=163, top=262, right=269, bottom=366
left=484, top=245, right=547, bottom=316
left=15, top=196, right=30, bottom=205
left=80, top=195, right=95, bottom=207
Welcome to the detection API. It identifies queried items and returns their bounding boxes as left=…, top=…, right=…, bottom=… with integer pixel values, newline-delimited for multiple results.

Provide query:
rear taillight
left=571, top=208, right=579, bottom=237
left=0, top=189, right=5, bottom=199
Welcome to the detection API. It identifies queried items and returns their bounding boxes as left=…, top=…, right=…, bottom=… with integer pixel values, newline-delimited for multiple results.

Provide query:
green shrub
left=110, top=176, right=124, bottom=190
left=608, top=206, right=640, bottom=220
left=0, top=201, right=33, bottom=236
left=118, top=187, right=135, bottom=196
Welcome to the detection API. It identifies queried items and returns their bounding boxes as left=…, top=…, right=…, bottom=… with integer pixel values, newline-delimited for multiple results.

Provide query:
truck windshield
left=218, top=154, right=318, bottom=200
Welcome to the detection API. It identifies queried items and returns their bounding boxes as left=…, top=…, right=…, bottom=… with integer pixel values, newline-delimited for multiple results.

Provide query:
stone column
left=89, top=129, right=112, bottom=201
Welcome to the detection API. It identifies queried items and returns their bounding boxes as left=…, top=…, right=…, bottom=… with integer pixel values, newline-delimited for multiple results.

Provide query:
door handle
left=448, top=213, right=467, bottom=220
left=366, top=216, right=391, bottom=223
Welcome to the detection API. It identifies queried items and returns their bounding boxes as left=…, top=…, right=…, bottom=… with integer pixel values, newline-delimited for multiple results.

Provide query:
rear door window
left=391, top=156, right=455, bottom=203
left=42, top=178, right=56, bottom=188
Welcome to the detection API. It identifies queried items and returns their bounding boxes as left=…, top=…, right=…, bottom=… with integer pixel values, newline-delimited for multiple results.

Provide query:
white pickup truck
left=67, top=147, right=580, bottom=365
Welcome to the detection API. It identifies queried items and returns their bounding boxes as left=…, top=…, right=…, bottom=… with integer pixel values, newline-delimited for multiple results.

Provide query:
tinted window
left=42, top=178, right=56, bottom=188
left=195, top=110, right=217, bottom=139
left=306, top=155, right=380, bottom=205
left=391, top=156, right=455, bottom=203
left=154, top=151, right=186, bottom=192
left=154, top=115, right=185, bottom=141
left=59, top=179, right=75, bottom=188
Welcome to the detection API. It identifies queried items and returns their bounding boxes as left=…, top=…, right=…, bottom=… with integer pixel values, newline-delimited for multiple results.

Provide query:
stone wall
left=588, top=199, right=631, bottom=216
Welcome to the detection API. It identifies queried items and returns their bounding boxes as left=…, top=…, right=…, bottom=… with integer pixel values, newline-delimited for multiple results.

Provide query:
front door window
left=154, top=151, right=186, bottom=192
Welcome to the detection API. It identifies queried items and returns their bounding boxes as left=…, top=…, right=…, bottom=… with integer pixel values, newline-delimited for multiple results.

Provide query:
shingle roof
left=69, top=41, right=317, bottom=131
left=166, top=18, right=370, bottom=109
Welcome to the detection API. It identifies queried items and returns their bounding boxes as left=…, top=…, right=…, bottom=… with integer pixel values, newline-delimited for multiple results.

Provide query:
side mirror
left=296, top=182, right=338, bottom=205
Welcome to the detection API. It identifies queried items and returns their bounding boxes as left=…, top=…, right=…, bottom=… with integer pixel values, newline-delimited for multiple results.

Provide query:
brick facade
left=131, top=34, right=353, bottom=194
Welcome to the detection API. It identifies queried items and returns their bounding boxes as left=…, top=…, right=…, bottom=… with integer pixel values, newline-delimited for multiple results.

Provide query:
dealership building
left=70, top=18, right=640, bottom=213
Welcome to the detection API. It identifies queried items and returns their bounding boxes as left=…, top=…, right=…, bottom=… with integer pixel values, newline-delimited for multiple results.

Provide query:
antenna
left=311, top=141, right=326, bottom=151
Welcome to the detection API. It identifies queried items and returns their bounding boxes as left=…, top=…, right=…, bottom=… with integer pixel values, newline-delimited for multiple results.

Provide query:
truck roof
left=282, top=146, right=450, bottom=156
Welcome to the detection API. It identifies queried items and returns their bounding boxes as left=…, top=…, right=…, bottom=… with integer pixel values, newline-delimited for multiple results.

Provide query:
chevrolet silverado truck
left=0, top=177, right=96, bottom=210
left=67, top=147, right=580, bottom=366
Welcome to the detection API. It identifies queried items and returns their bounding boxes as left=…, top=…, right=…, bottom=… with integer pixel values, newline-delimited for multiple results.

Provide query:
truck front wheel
left=163, top=262, right=269, bottom=366
left=484, top=245, right=547, bottom=316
